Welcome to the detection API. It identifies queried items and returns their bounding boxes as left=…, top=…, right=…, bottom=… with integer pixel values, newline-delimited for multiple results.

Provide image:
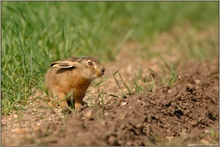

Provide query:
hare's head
left=51, top=56, right=105, bottom=80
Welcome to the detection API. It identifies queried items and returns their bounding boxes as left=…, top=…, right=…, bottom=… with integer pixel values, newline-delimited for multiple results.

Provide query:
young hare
left=45, top=56, right=105, bottom=110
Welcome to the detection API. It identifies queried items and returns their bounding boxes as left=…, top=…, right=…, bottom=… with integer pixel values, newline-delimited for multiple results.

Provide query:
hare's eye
left=87, top=61, right=93, bottom=66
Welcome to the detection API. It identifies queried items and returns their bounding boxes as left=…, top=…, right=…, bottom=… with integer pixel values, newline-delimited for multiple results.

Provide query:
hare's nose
left=101, top=68, right=105, bottom=73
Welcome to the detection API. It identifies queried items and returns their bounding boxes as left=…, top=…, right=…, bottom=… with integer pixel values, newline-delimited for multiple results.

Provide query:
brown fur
left=45, top=56, right=105, bottom=109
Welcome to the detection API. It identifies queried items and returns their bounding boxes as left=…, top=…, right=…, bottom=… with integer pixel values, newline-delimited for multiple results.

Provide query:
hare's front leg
left=74, top=98, right=83, bottom=109
left=55, top=90, right=69, bottom=109
left=74, top=95, right=84, bottom=109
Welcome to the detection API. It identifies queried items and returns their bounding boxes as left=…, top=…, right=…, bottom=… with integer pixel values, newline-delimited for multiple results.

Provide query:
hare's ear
left=51, top=60, right=79, bottom=69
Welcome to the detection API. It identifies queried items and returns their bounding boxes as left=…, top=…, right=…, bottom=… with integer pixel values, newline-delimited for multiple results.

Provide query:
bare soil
left=2, top=57, right=218, bottom=146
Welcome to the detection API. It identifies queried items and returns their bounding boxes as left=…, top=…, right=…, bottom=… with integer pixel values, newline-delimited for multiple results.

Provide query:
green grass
left=1, top=1, right=218, bottom=114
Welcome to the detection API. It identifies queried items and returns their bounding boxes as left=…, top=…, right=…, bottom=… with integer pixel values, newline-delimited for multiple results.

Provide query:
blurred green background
left=1, top=2, right=218, bottom=114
